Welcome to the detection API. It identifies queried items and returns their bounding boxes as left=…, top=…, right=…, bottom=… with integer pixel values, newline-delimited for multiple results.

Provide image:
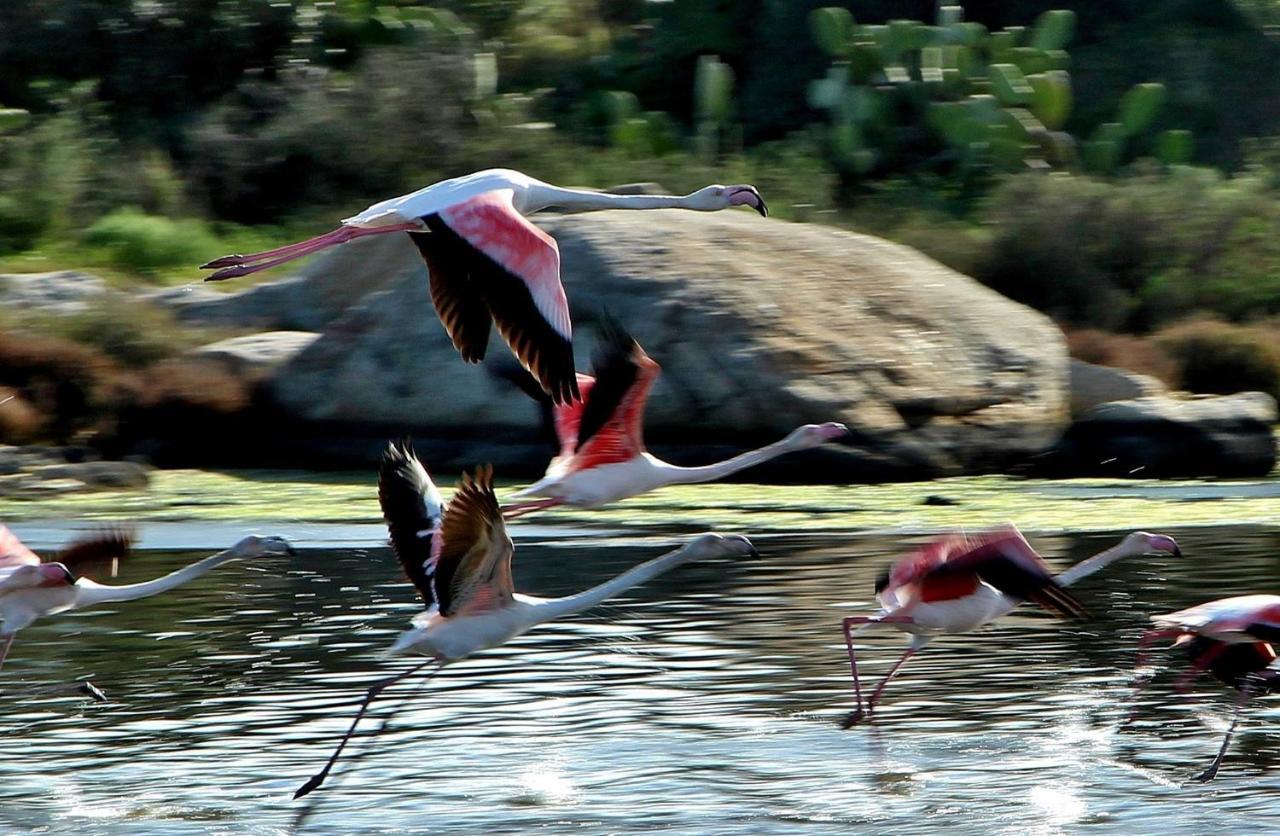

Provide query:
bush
left=0, top=329, right=121, bottom=441
left=1156, top=318, right=1280, bottom=400
left=0, top=388, right=43, bottom=443
left=82, top=208, right=221, bottom=276
left=38, top=297, right=227, bottom=368
left=1064, top=327, right=1178, bottom=385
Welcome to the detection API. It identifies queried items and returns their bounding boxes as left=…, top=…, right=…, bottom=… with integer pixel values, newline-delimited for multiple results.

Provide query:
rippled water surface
left=2, top=525, right=1279, bottom=834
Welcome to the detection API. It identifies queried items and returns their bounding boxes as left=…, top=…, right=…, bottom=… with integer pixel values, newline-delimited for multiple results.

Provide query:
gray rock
left=269, top=211, right=1069, bottom=477
left=32, top=460, right=151, bottom=489
left=0, top=271, right=108, bottom=313
left=189, top=331, right=321, bottom=378
left=1068, top=359, right=1165, bottom=416
left=1041, top=392, right=1277, bottom=478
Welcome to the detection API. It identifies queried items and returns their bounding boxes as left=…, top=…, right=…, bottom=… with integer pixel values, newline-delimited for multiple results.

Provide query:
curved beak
left=752, top=190, right=768, bottom=218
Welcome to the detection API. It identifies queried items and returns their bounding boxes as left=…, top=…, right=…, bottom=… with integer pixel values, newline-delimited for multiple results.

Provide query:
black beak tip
left=79, top=682, right=108, bottom=703
left=1173, top=546, right=1183, bottom=558
left=754, top=198, right=768, bottom=218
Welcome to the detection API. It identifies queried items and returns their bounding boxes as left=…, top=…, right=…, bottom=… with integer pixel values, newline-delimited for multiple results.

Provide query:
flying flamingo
left=499, top=320, right=849, bottom=517
left=0, top=525, right=292, bottom=694
left=293, top=440, right=755, bottom=799
left=1129, top=594, right=1280, bottom=781
left=839, top=527, right=1181, bottom=728
left=201, top=169, right=769, bottom=403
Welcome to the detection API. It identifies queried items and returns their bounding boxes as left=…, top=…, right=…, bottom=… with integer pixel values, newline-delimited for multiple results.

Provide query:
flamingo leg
left=0, top=633, right=13, bottom=672
left=865, top=647, right=920, bottom=715
left=838, top=614, right=916, bottom=729
left=1175, top=643, right=1227, bottom=694
left=1121, top=628, right=1184, bottom=727
left=293, top=659, right=438, bottom=799
left=1192, top=678, right=1253, bottom=783
left=501, top=498, right=565, bottom=520
left=204, top=223, right=420, bottom=280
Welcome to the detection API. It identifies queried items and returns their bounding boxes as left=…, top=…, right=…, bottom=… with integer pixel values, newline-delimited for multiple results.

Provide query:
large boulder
left=0, top=270, right=107, bottom=314
left=269, top=211, right=1069, bottom=477
left=189, top=331, right=321, bottom=379
left=1068, top=359, right=1166, bottom=416
left=1039, top=392, right=1278, bottom=478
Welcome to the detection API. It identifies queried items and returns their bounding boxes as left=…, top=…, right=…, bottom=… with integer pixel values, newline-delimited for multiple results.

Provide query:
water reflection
left=1, top=527, right=1278, bottom=833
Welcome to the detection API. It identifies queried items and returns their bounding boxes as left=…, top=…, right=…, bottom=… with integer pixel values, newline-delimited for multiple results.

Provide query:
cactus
left=0, top=109, right=29, bottom=133
left=1029, top=10, right=1075, bottom=51
left=694, top=55, right=737, bottom=161
left=811, top=7, right=855, bottom=57
left=1119, top=82, right=1166, bottom=137
left=1155, top=129, right=1194, bottom=165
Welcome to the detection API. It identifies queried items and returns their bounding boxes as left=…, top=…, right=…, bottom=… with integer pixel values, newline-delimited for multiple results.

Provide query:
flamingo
left=0, top=525, right=292, bottom=694
left=201, top=169, right=769, bottom=403
left=839, top=527, right=1181, bottom=728
left=1129, top=595, right=1280, bottom=782
left=293, top=440, right=755, bottom=799
left=499, top=320, right=849, bottom=517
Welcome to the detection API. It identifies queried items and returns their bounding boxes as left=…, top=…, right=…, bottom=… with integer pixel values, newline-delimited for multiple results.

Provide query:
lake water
left=1, top=524, right=1278, bottom=834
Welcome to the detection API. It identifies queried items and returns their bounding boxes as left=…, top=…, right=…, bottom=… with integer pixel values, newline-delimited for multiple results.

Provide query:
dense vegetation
left=2, top=0, right=1280, bottom=404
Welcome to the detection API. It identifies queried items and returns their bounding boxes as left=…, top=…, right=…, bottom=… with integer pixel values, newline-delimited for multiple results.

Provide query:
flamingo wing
left=435, top=465, right=515, bottom=617
left=0, top=525, right=39, bottom=567
left=572, top=321, right=660, bottom=468
left=54, top=527, right=134, bottom=578
left=550, top=374, right=596, bottom=459
left=378, top=440, right=444, bottom=607
left=1155, top=595, right=1280, bottom=640
left=413, top=189, right=578, bottom=405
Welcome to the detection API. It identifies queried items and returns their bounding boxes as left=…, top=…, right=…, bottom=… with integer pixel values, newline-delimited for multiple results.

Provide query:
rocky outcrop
left=0, top=446, right=152, bottom=496
left=0, top=271, right=107, bottom=313
left=1037, top=392, right=1278, bottom=478
left=189, top=331, right=321, bottom=379
left=260, top=210, right=1069, bottom=477
left=1069, top=359, right=1165, bottom=417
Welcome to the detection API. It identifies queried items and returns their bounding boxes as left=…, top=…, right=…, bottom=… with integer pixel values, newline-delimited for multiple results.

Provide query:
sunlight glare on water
left=1, top=526, right=1278, bottom=833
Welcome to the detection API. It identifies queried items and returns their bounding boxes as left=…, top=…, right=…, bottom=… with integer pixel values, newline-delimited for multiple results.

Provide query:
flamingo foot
left=79, top=681, right=108, bottom=703
left=839, top=707, right=869, bottom=729
left=1191, top=764, right=1222, bottom=784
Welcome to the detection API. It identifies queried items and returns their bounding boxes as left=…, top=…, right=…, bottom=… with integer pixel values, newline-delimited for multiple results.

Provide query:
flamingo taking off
left=839, top=527, right=1180, bottom=728
left=201, top=169, right=768, bottom=403
left=0, top=525, right=292, bottom=695
left=293, top=440, right=755, bottom=799
left=1130, top=594, right=1280, bottom=782
left=499, top=320, right=849, bottom=517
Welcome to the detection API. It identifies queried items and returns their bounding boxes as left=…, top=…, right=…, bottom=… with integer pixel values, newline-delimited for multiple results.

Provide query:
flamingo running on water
left=293, top=440, right=756, bottom=799
left=498, top=320, right=849, bottom=518
left=839, top=527, right=1180, bottom=728
left=1129, top=594, right=1280, bottom=782
left=201, top=169, right=768, bottom=403
left=0, top=526, right=293, bottom=695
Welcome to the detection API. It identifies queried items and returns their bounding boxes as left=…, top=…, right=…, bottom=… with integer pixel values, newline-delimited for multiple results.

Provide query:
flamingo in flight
left=839, top=527, right=1180, bottom=728
left=293, top=440, right=755, bottom=799
left=499, top=320, right=849, bottom=518
left=1129, top=594, right=1280, bottom=782
left=0, top=525, right=292, bottom=695
left=201, top=169, right=768, bottom=403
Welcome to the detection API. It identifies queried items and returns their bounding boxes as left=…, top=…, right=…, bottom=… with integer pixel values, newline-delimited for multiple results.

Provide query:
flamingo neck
left=1055, top=540, right=1143, bottom=587
left=525, top=185, right=699, bottom=214
left=72, top=548, right=244, bottom=608
left=659, top=436, right=801, bottom=486
left=533, top=540, right=707, bottom=621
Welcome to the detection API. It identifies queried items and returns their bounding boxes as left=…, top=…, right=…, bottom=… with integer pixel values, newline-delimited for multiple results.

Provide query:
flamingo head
left=228, top=535, right=295, bottom=559
left=785, top=422, right=850, bottom=450
left=1123, top=531, right=1182, bottom=557
left=686, top=533, right=758, bottom=559
left=688, top=184, right=768, bottom=216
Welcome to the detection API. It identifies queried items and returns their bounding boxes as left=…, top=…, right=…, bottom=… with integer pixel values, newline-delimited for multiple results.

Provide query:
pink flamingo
left=201, top=169, right=768, bottom=403
left=293, top=440, right=755, bottom=799
left=500, top=320, right=849, bottom=517
left=0, top=525, right=292, bottom=695
left=840, top=527, right=1180, bottom=728
left=1131, top=595, right=1280, bottom=782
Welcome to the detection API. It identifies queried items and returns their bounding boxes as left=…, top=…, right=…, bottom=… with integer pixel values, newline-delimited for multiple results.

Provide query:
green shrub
left=39, top=297, right=224, bottom=368
left=82, top=209, right=220, bottom=276
left=1155, top=318, right=1280, bottom=400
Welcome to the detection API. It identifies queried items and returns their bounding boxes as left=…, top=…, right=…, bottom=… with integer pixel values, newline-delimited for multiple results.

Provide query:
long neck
left=526, top=184, right=698, bottom=214
left=73, top=548, right=243, bottom=607
left=1056, top=541, right=1139, bottom=587
left=535, top=541, right=706, bottom=621
left=660, top=437, right=800, bottom=486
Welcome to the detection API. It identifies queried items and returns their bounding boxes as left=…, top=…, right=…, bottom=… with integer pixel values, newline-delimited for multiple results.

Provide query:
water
left=1, top=525, right=1279, bottom=834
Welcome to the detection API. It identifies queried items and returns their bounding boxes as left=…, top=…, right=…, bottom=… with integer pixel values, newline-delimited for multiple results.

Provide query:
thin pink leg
left=0, top=633, right=13, bottom=672
left=1193, top=678, right=1254, bottom=783
left=1175, top=643, right=1227, bottom=693
left=1135, top=628, right=1184, bottom=669
left=501, top=498, right=564, bottom=520
left=839, top=614, right=915, bottom=729
left=204, top=223, right=420, bottom=280
left=1122, top=628, right=1184, bottom=727
left=866, top=647, right=919, bottom=714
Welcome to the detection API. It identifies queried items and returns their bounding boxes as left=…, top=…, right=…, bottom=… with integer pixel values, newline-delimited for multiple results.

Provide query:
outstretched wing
left=0, top=525, right=39, bottom=568
left=435, top=465, right=514, bottom=617
left=378, top=440, right=443, bottom=606
left=55, top=527, right=134, bottom=578
left=415, top=189, right=578, bottom=405
left=571, top=320, right=660, bottom=466
left=934, top=527, right=1085, bottom=618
